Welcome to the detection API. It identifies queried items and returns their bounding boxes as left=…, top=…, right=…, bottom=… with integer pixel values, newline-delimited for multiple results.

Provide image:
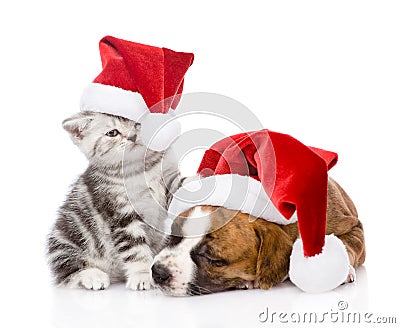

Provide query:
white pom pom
left=289, top=234, right=350, bottom=293
left=140, top=112, right=181, bottom=151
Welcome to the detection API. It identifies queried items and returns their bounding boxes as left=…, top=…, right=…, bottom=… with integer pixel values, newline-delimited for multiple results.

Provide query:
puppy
left=151, top=178, right=366, bottom=296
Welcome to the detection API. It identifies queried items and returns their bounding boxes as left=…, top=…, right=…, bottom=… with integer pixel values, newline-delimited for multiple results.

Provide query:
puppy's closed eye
left=193, top=244, right=229, bottom=267
left=198, top=253, right=228, bottom=267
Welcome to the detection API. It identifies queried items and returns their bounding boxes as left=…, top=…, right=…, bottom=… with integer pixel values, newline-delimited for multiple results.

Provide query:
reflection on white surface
left=5, top=259, right=398, bottom=328
left=47, top=267, right=373, bottom=328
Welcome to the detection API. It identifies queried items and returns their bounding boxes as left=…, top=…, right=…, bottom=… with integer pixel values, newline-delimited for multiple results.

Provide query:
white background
left=1, top=1, right=400, bottom=327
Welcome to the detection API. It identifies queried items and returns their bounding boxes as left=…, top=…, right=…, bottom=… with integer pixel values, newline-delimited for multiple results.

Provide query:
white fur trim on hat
left=80, top=83, right=180, bottom=151
left=168, top=174, right=298, bottom=224
left=80, top=83, right=148, bottom=121
left=139, top=112, right=181, bottom=151
left=289, top=234, right=350, bottom=293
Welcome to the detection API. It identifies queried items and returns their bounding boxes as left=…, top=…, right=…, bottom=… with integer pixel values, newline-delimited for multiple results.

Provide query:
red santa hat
left=168, top=130, right=350, bottom=293
left=80, top=36, right=194, bottom=151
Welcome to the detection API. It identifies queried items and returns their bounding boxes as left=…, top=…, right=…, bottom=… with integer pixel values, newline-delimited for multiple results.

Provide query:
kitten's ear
left=62, top=112, right=95, bottom=140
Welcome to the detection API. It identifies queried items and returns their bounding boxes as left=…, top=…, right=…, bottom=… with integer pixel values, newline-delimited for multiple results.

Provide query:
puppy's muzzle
left=151, top=263, right=171, bottom=285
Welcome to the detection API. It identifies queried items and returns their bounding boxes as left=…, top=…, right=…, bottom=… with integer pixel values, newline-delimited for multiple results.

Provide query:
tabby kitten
left=47, top=111, right=182, bottom=290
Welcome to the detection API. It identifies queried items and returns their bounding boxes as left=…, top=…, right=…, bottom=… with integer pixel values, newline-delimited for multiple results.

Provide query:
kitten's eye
left=105, top=129, right=120, bottom=137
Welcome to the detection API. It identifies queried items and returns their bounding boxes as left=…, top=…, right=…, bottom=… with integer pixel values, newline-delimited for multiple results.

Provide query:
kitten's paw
left=126, top=272, right=152, bottom=291
left=75, top=268, right=110, bottom=290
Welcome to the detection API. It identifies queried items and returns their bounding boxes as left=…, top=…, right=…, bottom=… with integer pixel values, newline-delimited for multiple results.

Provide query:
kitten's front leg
left=125, top=257, right=153, bottom=290
left=113, top=224, right=154, bottom=291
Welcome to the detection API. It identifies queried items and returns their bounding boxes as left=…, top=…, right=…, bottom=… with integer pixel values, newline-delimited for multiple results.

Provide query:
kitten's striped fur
left=47, top=112, right=182, bottom=290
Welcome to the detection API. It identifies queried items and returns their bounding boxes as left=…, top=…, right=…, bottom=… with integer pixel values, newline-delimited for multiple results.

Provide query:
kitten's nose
left=151, top=263, right=171, bottom=285
left=128, top=134, right=137, bottom=143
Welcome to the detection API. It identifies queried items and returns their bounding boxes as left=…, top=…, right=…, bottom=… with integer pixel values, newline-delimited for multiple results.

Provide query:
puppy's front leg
left=335, top=220, right=366, bottom=284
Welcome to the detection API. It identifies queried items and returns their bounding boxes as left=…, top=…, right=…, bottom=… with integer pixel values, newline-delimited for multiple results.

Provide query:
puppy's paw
left=126, top=272, right=152, bottom=291
left=237, top=280, right=260, bottom=290
left=74, top=268, right=110, bottom=290
left=344, top=265, right=356, bottom=284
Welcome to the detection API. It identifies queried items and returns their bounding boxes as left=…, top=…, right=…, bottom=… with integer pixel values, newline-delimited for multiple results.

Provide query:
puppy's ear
left=62, top=112, right=95, bottom=141
left=254, top=221, right=293, bottom=290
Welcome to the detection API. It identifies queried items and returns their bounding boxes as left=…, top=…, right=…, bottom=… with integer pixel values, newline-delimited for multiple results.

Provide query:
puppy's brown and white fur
left=151, top=178, right=366, bottom=296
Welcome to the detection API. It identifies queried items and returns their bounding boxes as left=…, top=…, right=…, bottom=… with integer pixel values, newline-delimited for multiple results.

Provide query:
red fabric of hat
left=80, top=36, right=194, bottom=151
left=197, top=130, right=337, bottom=257
left=168, top=129, right=350, bottom=293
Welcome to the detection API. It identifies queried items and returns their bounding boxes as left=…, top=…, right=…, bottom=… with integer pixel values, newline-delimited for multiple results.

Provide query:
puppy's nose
left=128, top=134, right=137, bottom=143
left=151, top=263, right=171, bottom=285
